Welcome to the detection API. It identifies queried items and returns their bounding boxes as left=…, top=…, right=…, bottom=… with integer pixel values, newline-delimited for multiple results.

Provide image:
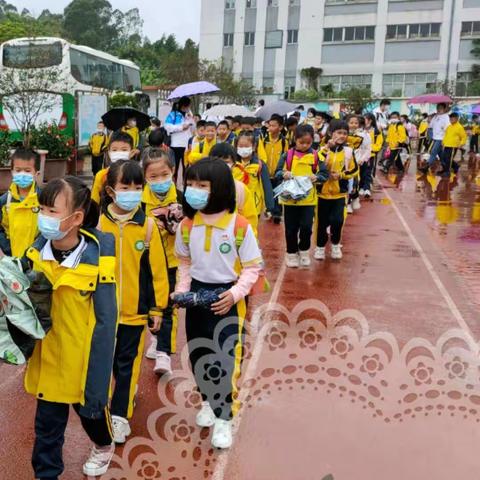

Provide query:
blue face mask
left=12, top=173, right=34, bottom=189
left=185, top=186, right=210, bottom=211
left=38, top=213, right=73, bottom=241
left=150, top=178, right=173, bottom=195
left=114, top=190, right=142, bottom=212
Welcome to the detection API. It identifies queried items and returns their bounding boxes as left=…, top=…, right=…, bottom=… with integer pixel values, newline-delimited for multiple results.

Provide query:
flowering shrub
left=30, top=122, right=74, bottom=159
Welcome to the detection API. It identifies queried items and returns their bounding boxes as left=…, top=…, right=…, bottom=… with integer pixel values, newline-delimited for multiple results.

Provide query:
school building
left=199, top=0, right=480, bottom=99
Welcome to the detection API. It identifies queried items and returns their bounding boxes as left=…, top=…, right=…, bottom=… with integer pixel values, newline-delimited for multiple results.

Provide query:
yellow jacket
left=232, top=160, right=265, bottom=214
left=418, top=120, right=429, bottom=137
left=186, top=138, right=216, bottom=166
left=368, top=129, right=384, bottom=155
left=91, top=167, right=109, bottom=205
left=24, top=229, right=118, bottom=416
left=99, top=207, right=169, bottom=326
left=443, top=122, right=467, bottom=149
left=89, top=132, right=109, bottom=157
left=142, top=182, right=180, bottom=269
left=317, top=145, right=359, bottom=200
left=257, top=134, right=289, bottom=177
left=386, top=123, right=407, bottom=150
left=234, top=179, right=258, bottom=237
left=121, top=126, right=140, bottom=149
left=473, top=125, right=480, bottom=136
left=0, top=182, right=40, bottom=257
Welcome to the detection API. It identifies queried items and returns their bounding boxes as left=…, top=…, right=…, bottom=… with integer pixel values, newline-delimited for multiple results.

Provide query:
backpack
left=181, top=215, right=270, bottom=296
left=286, top=148, right=319, bottom=173
left=262, top=133, right=287, bottom=154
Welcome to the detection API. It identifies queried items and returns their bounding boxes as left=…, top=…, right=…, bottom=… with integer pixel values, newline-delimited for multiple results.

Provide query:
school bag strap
left=285, top=148, right=319, bottom=172
left=144, top=217, right=155, bottom=250
left=199, top=141, right=204, bottom=154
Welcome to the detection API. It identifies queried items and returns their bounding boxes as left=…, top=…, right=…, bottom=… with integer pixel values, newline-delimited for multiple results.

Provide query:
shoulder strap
left=233, top=215, right=249, bottom=250
left=199, top=141, right=204, bottom=154
left=286, top=148, right=295, bottom=171
left=144, top=217, right=155, bottom=249
left=5, top=192, right=12, bottom=213
left=181, top=218, right=194, bottom=246
left=312, top=149, right=319, bottom=172
left=282, top=136, right=286, bottom=152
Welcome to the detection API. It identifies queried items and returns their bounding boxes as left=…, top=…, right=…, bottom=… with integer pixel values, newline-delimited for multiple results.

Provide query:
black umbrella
left=317, top=111, right=333, bottom=123
left=102, top=107, right=151, bottom=132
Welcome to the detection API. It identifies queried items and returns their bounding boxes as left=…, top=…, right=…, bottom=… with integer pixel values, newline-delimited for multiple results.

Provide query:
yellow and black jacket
left=317, top=145, right=359, bottom=200
left=91, top=167, right=109, bottom=205
left=347, top=133, right=364, bottom=151
left=0, top=182, right=41, bottom=257
left=24, top=229, right=118, bottom=418
left=386, top=123, right=408, bottom=150
left=121, top=126, right=140, bottom=149
left=418, top=120, right=429, bottom=139
left=368, top=128, right=384, bottom=157
left=257, top=133, right=289, bottom=178
left=443, top=122, right=467, bottom=149
left=99, top=206, right=169, bottom=326
left=186, top=138, right=217, bottom=166
left=89, top=132, right=109, bottom=157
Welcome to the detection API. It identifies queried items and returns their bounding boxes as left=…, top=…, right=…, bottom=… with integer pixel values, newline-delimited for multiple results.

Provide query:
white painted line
left=212, top=260, right=288, bottom=479
left=381, top=186, right=474, bottom=341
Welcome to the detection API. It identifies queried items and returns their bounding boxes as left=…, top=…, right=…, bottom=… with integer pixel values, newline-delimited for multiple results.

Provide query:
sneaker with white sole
left=285, top=253, right=300, bottom=268
left=331, top=244, right=343, bottom=260
left=211, top=418, right=233, bottom=449
left=352, top=197, right=361, bottom=210
left=359, top=188, right=365, bottom=196
left=111, top=415, right=131, bottom=444
left=154, top=352, right=172, bottom=375
left=364, top=189, right=371, bottom=198
left=299, top=250, right=311, bottom=267
left=314, top=247, right=326, bottom=260
left=145, top=336, right=157, bottom=360
left=82, top=443, right=115, bottom=477
left=347, top=204, right=353, bottom=214
left=196, top=401, right=216, bottom=428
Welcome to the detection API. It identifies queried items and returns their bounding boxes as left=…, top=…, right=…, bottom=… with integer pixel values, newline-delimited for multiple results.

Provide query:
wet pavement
left=0, top=157, right=479, bottom=480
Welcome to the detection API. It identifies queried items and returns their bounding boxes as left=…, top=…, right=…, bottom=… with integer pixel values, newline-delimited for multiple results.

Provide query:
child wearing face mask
left=141, top=149, right=183, bottom=375
left=89, top=121, right=109, bottom=176
left=99, top=160, right=169, bottom=445
left=383, top=112, right=408, bottom=174
left=175, top=157, right=263, bottom=450
left=0, top=148, right=41, bottom=257
left=91, top=131, right=134, bottom=206
left=121, top=117, right=140, bottom=156
left=232, top=130, right=274, bottom=216
left=186, top=121, right=217, bottom=166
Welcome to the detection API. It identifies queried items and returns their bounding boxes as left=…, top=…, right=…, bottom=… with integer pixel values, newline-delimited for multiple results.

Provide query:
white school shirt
left=175, top=213, right=262, bottom=284
left=430, top=113, right=450, bottom=141
left=41, top=235, right=87, bottom=269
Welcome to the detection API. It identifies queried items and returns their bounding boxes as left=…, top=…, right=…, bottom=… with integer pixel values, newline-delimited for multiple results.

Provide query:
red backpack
left=285, top=148, right=319, bottom=172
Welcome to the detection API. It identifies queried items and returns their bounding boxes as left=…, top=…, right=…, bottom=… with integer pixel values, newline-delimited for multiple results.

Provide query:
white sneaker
left=331, top=244, right=343, bottom=260
left=352, top=197, right=361, bottom=210
left=285, top=253, right=300, bottom=268
left=145, top=336, right=157, bottom=360
left=299, top=250, right=311, bottom=267
left=364, top=189, right=371, bottom=198
left=154, top=352, right=172, bottom=375
left=359, top=188, right=365, bottom=196
left=211, top=418, right=233, bottom=449
left=111, top=416, right=131, bottom=444
left=196, top=401, right=216, bottom=428
left=82, top=443, right=115, bottom=476
left=314, top=247, right=326, bottom=260
left=347, top=204, right=354, bottom=214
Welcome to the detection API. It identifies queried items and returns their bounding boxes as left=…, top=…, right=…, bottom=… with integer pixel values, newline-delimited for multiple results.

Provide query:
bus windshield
left=3, top=42, right=63, bottom=69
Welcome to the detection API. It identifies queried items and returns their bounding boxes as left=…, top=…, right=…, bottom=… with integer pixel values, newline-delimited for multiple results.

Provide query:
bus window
left=123, top=66, right=141, bottom=92
left=70, top=48, right=115, bottom=90
left=3, top=42, right=63, bottom=69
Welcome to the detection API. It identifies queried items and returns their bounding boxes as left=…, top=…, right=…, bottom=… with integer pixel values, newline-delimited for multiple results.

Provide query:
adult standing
left=373, top=99, right=391, bottom=132
left=165, top=96, right=194, bottom=182
left=427, top=103, right=450, bottom=169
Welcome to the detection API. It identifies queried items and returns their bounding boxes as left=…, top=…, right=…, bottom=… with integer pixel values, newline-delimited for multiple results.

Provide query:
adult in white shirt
left=427, top=103, right=450, bottom=167
left=373, top=99, right=391, bottom=132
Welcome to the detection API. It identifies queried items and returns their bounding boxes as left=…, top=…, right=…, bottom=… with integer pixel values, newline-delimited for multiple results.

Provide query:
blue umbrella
left=168, top=81, right=219, bottom=100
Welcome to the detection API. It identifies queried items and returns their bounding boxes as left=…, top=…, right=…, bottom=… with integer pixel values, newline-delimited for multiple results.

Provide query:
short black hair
left=183, top=157, right=236, bottom=218
left=225, top=116, right=234, bottom=121
left=389, top=111, right=400, bottom=118
left=205, top=121, right=217, bottom=129
left=210, top=142, right=237, bottom=162
left=449, top=112, right=459, bottom=118
left=10, top=148, right=40, bottom=171
left=142, top=148, right=175, bottom=173
left=196, top=120, right=207, bottom=129
left=269, top=114, right=284, bottom=126
left=235, top=130, right=255, bottom=146
left=259, top=99, right=265, bottom=107
left=232, top=115, right=243, bottom=124
left=422, top=113, right=428, bottom=119
left=148, top=128, right=167, bottom=147
left=329, top=119, right=349, bottom=134
left=295, top=124, right=314, bottom=140
left=472, top=114, right=479, bottom=120
left=241, top=116, right=256, bottom=126
left=150, top=117, right=161, bottom=127
left=217, top=120, right=230, bottom=129
left=437, top=103, right=447, bottom=109
left=110, top=130, right=134, bottom=148
left=380, top=99, right=391, bottom=106
left=286, top=116, right=299, bottom=127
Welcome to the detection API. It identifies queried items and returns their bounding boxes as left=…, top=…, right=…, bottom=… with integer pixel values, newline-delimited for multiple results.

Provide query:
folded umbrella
left=408, top=94, right=453, bottom=105
left=168, top=81, right=220, bottom=100
left=102, top=107, right=151, bottom=132
left=256, top=100, right=302, bottom=121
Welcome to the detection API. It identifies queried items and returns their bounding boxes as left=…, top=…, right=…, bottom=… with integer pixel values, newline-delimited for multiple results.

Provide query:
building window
left=461, top=21, right=480, bottom=38
left=244, top=32, right=255, bottom=46
left=386, top=23, right=441, bottom=41
left=267, top=0, right=279, bottom=5
left=326, top=0, right=376, bottom=3
left=324, top=26, right=375, bottom=43
left=223, top=33, right=234, bottom=47
left=319, top=74, right=372, bottom=93
left=225, top=0, right=235, bottom=9
left=289, top=0, right=300, bottom=5
left=456, top=72, right=480, bottom=96
left=382, top=73, right=437, bottom=97
left=265, top=30, right=283, bottom=48
left=287, top=29, right=299, bottom=44
left=246, top=0, right=257, bottom=8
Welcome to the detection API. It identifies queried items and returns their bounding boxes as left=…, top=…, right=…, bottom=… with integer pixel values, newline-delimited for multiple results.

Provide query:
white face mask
left=237, top=147, right=253, bottom=159
left=110, top=151, right=130, bottom=163
left=389, top=118, right=399, bottom=124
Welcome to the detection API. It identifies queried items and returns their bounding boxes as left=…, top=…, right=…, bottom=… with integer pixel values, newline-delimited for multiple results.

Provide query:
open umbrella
left=471, top=105, right=480, bottom=114
left=256, top=100, right=301, bottom=120
left=102, top=107, right=151, bottom=132
left=168, top=81, right=219, bottom=100
left=203, top=104, right=252, bottom=119
left=409, top=94, right=453, bottom=105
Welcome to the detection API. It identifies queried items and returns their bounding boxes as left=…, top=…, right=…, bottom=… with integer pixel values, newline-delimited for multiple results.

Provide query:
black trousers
left=270, top=177, right=282, bottom=218
left=441, top=147, right=459, bottom=174
left=32, top=399, right=112, bottom=480
left=470, top=134, right=478, bottom=154
left=111, top=324, right=145, bottom=419
left=91, top=155, right=104, bottom=176
left=171, top=147, right=186, bottom=182
left=317, top=198, right=346, bottom=247
left=155, top=267, right=177, bottom=354
left=385, top=149, right=404, bottom=172
left=283, top=205, right=315, bottom=254
left=185, top=279, right=245, bottom=421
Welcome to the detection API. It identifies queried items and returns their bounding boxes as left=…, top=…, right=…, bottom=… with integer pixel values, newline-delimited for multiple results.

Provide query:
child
left=312, top=111, right=330, bottom=150
left=141, top=149, right=183, bottom=374
left=216, top=120, right=236, bottom=145
left=210, top=142, right=259, bottom=234
left=175, top=157, right=262, bottom=449
left=121, top=117, right=140, bottom=155
left=469, top=114, right=479, bottom=155
left=187, top=121, right=217, bottom=166
left=231, top=116, right=243, bottom=136
left=91, top=131, right=134, bottom=206
left=89, top=121, right=109, bottom=176
left=185, top=120, right=207, bottom=166
left=440, top=113, right=467, bottom=176
left=145, top=128, right=176, bottom=167
left=18, top=177, right=118, bottom=477
left=418, top=113, right=430, bottom=154
left=257, top=114, right=289, bottom=224
left=240, top=116, right=256, bottom=132
left=285, top=116, right=299, bottom=148
left=383, top=111, right=408, bottom=174
left=233, top=130, right=274, bottom=216
left=363, top=113, right=384, bottom=197
left=99, top=160, right=169, bottom=444
left=0, top=148, right=41, bottom=257
left=316, top=120, right=359, bottom=260
left=275, top=124, right=329, bottom=268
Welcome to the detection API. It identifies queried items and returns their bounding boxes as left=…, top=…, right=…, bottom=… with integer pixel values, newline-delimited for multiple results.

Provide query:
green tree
left=340, top=87, right=375, bottom=114
left=291, top=89, right=319, bottom=102
left=300, top=67, right=322, bottom=92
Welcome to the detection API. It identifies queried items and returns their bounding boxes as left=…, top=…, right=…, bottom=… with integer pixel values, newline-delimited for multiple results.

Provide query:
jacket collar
left=9, top=181, right=40, bottom=201
left=104, top=204, right=146, bottom=226
left=193, top=211, right=234, bottom=230
left=141, top=183, right=177, bottom=207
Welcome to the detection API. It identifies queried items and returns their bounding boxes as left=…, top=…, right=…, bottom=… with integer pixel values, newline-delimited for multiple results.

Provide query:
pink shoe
left=154, top=352, right=172, bottom=375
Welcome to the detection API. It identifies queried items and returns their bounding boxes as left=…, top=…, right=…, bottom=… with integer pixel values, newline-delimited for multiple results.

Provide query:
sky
left=10, top=0, right=201, bottom=44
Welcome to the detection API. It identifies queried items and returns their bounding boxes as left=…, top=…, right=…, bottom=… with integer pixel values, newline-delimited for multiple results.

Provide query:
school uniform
left=418, top=120, right=429, bottom=153
left=234, top=179, right=259, bottom=236
left=24, top=229, right=118, bottom=479
left=217, top=132, right=236, bottom=145
left=347, top=132, right=368, bottom=201
left=121, top=126, right=140, bottom=150
left=469, top=124, right=480, bottom=154
left=99, top=206, right=169, bottom=419
left=441, top=122, right=467, bottom=175
left=91, top=167, right=109, bottom=206
left=363, top=128, right=383, bottom=184
left=0, top=182, right=41, bottom=257
left=385, top=123, right=408, bottom=172
left=175, top=211, right=262, bottom=420
left=275, top=148, right=329, bottom=254
left=89, top=132, right=109, bottom=175
left=317, top=145, right=359, bottom=247
left=187, top=138, right=217, bottom=166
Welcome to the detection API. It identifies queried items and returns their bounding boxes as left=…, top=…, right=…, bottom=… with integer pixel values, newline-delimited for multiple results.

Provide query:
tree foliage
left=300, top=67, right=323, bottom=92
left=340, top=87, right=376, bottom=114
